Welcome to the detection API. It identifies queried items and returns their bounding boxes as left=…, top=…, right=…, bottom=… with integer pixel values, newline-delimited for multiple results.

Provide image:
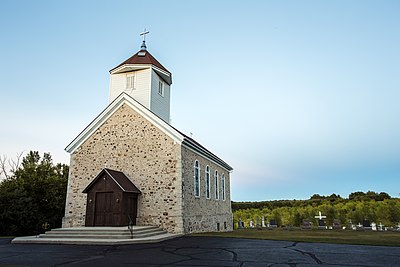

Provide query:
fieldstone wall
left=181, top=146, right=233, bottom=233
left=63, top=103, right=184, bottom=233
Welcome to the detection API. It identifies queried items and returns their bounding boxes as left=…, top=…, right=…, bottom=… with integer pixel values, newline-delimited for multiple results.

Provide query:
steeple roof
left=110, top=50, right=170, bottom=74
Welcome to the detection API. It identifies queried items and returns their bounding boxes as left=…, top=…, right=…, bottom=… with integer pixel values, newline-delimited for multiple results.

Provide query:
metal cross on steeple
left=140, top=29, right=149, bottom=51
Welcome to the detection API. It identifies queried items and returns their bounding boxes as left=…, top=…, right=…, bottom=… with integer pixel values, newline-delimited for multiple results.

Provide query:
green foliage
left=0, top=151, right=68, bottom=236
left=233, top=192, right=400, bottom=228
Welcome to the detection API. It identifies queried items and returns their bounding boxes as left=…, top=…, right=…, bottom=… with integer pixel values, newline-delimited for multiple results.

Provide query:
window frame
left=158, top=80, right=164, bottom=96
left=215, top=170, right=219, bottom=200
left=221, top=173, right=226, bottom=201
left=194, top=160, right=200, bottom=198
left=205, top=166, right=210, bottom=199
left=126, top=73, right=135, bottom=90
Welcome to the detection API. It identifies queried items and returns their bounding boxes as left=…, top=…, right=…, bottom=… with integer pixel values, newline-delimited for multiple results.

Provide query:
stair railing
left=128, top=215, right=134, bottom=239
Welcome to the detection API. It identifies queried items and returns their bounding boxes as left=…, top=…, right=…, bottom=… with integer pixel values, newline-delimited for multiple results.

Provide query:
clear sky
left=1, top=0, right=399, bottom=201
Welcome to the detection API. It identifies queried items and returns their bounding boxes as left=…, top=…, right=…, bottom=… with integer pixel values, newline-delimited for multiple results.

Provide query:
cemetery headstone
left=378, top=222, right=384, bottom=231
left=318, top=219, right=326, bottom=229
left=301, top=219, right=312, bottom=230
left=363, top=219, right=372, bottom=230
left=348, top=219, right=355, bottom=230
left=249, top=220, right=254, bottom=228
left=256, top=217, right=262, bottom=229
left=371, top=222, right=377, bottom=231
left=314, top=211, right=326, bottom=230
left=269, top=219, right=278, bottom=228
left=238, top=218, right=244, bottom=229
left=314, top=214, right=326, bottom=229
left=333, top=219, right=341, bottom=230
left=262, top=216, right=266, bottom=228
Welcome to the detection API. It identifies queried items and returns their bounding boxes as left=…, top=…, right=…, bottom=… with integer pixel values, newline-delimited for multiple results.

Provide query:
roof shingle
left=110, top=50, right=170, bottom=73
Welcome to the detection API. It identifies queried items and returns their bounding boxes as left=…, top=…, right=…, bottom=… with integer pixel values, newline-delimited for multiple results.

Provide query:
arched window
left=215, top=170, right=219, bottom=200
left=221, top=174, right=226, bottom=201
left=194, top=160, right=200, bottom=197
left=205, top=166, right=210, bottom=199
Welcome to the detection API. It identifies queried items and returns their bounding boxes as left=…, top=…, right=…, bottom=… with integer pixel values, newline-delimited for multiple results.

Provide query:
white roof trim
left=151, top=66, right=170, bottom=77
left=65, top=92, right=184, bottom=153
left=111, top=64, right=170, bottom=76
left=111, top=64, right=172, bottom=85
left=110, top=64, right=151, bottom=74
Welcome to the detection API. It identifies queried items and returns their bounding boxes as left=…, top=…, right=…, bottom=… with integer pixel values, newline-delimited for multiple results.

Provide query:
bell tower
left=109, top=31, right=172, bottom=123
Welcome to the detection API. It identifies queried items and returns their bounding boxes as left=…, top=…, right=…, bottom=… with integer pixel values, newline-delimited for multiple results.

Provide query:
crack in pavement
left=221, top=248, right=238, bottom=262
left=291, top=248, right=322, bottom=264
left=283, top=242, right=322, bottom=265
left=283, top=242, right=298, bottom=248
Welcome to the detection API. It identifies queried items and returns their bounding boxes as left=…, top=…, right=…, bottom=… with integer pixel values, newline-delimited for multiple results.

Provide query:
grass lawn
left=193, top=228, right=400, bottom=246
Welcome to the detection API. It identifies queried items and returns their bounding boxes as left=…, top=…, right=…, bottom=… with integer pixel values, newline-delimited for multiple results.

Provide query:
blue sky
left=1, top=0, right=399, bottom=201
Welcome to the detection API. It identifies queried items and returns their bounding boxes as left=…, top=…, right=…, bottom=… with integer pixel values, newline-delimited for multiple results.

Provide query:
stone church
left=62, top=39, right=233, bottom=234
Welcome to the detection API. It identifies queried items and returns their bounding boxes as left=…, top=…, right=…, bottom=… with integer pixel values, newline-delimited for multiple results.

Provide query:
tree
left=0, top=151, right=68, bottom=236
left=0, top=152, right=23, bottom=179
left=349, top=191, right=366, bottom=200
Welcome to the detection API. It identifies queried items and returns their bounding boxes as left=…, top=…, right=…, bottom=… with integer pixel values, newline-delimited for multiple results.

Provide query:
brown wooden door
left=94, top=192, right=114, bottom=226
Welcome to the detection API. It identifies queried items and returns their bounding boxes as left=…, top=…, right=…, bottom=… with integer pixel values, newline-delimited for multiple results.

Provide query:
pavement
left=1, top=236, right=400, bottom=266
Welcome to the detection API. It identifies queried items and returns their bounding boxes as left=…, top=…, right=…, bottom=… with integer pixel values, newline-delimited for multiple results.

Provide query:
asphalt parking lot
left=1, top=236, right=400, bottom=266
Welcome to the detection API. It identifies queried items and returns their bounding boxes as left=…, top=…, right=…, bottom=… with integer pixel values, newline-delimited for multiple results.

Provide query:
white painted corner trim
left=65, top=92, right=184, bottom=153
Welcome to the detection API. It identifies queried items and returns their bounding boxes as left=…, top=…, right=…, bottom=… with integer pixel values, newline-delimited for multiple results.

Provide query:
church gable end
left=63, top=103, right=183, bottom=233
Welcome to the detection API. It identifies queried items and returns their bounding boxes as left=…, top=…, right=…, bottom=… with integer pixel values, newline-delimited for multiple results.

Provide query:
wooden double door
left=87, top=191, right=138, bottom=227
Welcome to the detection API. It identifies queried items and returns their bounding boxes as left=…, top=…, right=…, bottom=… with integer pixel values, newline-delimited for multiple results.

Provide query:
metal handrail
left=127, top=215, right=134, bottom=239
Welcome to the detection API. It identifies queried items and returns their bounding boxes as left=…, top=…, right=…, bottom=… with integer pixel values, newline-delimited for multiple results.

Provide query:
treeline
left=0, top=151, right=68, bottom=236
left=232, top=192, right=399, bottom=227
left=232, top=192, right=391, bottom=211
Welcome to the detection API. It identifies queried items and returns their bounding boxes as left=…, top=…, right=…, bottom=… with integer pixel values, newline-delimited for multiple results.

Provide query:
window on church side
left=215, top=170, right=219, bottom=200
left=194, top=160, right=200, bottom=197
left=126, top=74, right=135, bottom=90
left=158, top=81, right=164, bottom=96
left=206, top=166, right=210, bottom=199
left=221, top=174, right=225, bottom=201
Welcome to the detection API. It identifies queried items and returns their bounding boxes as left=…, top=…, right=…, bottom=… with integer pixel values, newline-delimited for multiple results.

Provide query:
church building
left=62, top=37, right=233, bottom=234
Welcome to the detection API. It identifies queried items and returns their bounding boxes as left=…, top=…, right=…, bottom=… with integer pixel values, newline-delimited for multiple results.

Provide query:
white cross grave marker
left=314, top=211, right=326, bottom=220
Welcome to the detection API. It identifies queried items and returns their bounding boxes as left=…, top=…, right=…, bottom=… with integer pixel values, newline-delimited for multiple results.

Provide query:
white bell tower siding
left=150, top=69, right=171, bottom=123
left=109, top=68, right=152, bottom=110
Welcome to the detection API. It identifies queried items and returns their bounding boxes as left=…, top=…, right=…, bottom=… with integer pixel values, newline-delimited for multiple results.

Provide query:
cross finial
left=140, top=28, right=149, bottom=51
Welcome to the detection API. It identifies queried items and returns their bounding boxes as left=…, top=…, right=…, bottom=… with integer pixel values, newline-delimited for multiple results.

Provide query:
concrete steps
left=12, top=226, right=181, bottom=245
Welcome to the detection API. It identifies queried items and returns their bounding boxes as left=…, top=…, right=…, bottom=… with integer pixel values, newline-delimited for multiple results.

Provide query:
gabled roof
left=109, top=49, right=172, bottom=85
left=82, top=168, right=141, bottom=194
left=65, top=93, right=233, bottom=172
left=110, top=50, right=170, bottom=74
